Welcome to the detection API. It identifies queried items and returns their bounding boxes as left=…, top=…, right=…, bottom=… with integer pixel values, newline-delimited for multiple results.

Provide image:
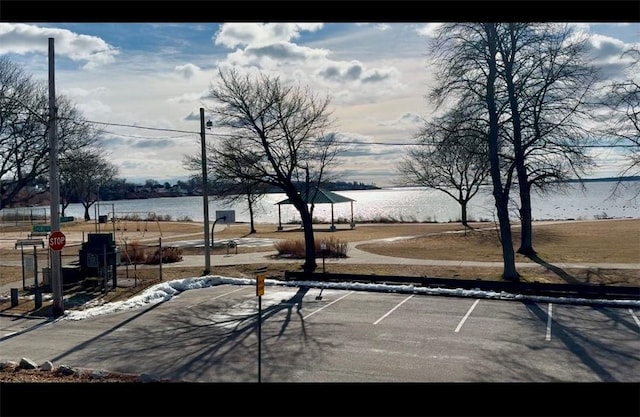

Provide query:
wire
left=70, top=118, right=640, bottom=149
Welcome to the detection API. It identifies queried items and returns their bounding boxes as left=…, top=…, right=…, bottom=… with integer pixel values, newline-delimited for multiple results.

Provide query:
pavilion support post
left=330, top=204, right=336, bottom=231
left=350, top=201, right=355, bottom=229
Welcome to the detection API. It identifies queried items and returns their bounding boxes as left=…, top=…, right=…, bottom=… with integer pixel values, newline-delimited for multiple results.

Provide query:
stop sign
left=49, top=230, right=66, bottom=251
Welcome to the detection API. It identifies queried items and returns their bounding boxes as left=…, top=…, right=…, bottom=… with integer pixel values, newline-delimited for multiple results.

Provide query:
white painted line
left=373, top=295, right=414, bottom=325
left=2, top=332, right=17, bottom=337
left=185, top=286, right=246, bottom=309
left=546, top=303, right=553, bottom=341
left=455, top=299, right=479, bottom=333
left=629, top=308, right=640, bottom=329
left=303, top=291, right=354, bottom=319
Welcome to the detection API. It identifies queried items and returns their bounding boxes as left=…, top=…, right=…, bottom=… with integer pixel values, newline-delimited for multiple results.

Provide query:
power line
left=79, top=118, right=640, bottom=149
left=86, top=120, right=195, bottom=135
left=95, top=128, right=193, bottom=140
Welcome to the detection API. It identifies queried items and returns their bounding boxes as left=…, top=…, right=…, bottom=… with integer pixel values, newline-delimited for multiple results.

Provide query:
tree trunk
left=493, top=194, right=519, bottom=280
left=484, top=23, right=519, bottom=281
left=517, top=180, right=536, bottom=255
left=500, top=28, right=537, bottom=258
left=460, top=199, right=468, bottom=227
left=299, top=205, right=317, bottom=273
left=247, top=196, right=257, bottom=234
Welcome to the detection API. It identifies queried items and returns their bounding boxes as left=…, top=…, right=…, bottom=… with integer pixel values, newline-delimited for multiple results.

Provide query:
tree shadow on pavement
left=52, top=284, right=340, bottom=382
left=526, top=253, right=580, bottom=285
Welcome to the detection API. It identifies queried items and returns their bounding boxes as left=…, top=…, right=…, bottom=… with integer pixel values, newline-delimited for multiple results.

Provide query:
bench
left=29, top=231, right=50, bottom=238
left=15, top=239, right=45, bottom=249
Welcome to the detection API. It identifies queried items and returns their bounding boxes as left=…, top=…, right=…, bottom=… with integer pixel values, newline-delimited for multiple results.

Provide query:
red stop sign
left=49, top=231, right=66, bottom=251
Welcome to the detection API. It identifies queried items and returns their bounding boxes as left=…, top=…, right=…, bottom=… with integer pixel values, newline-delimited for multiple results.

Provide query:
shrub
left=274, top=236, right=349, bottom=259
left=146, top=246, right=183, bottom=264
left=120, top=241, right=146, bottom=264
left=274, top=239, right=306, bottom=258
left=118, top=242, right=183, bottom=264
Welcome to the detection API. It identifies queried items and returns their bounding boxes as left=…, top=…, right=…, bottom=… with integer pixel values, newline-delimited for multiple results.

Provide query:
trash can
left=11, top=288, right=19, bottom=307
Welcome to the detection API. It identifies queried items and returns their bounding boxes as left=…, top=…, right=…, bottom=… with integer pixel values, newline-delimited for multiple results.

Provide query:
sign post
left=255, top=267, right=266, bottom=383
left=48, top=231, right=66, bottom=252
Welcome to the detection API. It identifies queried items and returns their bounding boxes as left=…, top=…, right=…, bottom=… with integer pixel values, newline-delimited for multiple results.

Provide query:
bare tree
left=59, top=148, right=118, bottom=220
left=205, top=68, right=342, bottom=272
left=397, top=106, right=490, bottom=227
left=495, top=23, right=599, bottom=256
left=0, top=57, right=97, bottom=208
left=430, top=23, right=520, bottom=280
left=598, top=45, right=640, bottom=198
left=428, top=23, right=601, bottom=278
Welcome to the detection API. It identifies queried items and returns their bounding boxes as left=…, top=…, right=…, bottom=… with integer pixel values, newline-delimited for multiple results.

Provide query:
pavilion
left=275, top=188, right=356, bottom=231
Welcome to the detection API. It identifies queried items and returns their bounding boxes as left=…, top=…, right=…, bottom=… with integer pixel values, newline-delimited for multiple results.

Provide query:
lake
left=4, top=181, right=639, bottom=225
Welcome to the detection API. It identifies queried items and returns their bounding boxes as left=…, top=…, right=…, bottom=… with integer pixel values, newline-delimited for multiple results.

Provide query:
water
left=5, top=181, right=639, bottom=224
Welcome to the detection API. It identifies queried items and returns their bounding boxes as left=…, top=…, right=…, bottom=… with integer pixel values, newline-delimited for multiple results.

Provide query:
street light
left=48, top=37, right=64, bottom=317
left=200, top=107, right=211, bottom=275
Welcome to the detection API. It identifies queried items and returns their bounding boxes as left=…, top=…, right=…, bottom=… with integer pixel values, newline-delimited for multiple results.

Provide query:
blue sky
left=0, top=21, right=639, bottom=187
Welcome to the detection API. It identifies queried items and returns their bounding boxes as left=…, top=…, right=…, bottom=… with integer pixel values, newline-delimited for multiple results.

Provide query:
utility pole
left=200, top=107, right=211, bottom=274
left=49, top=37, right=64, bottom=317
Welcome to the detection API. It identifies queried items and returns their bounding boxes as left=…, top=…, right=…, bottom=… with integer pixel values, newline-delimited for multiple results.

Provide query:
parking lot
left=2, top=283, right=639, bottom=384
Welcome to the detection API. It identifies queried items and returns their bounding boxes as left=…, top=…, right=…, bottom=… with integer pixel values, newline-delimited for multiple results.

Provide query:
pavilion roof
left=275, top=188, right=355, bottom=205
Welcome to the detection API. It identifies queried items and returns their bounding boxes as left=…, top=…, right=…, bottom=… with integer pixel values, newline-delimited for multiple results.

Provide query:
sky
left=0, top=18, right=639, bottom=187
left=9, top=275, right=638, bottom=322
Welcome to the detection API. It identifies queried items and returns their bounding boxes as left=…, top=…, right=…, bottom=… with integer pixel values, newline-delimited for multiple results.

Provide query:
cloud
left=317, top=61, right=363, bottom=81
left=0, top=23, right=119, bottom=70
left=214, top=23, right=324, bottom=49
left=64, top=86, right=108, bottom=99
left=377, top=112, right=424, bottom=128
left=416, top=23, right=443, bottom=38
left=174, top=63, right=201, bottom=79
left=223, top=42, right=329, bottom=70
left=586, top=34, right=636, bottom=81
left=316, top=61, right=400, bottom=85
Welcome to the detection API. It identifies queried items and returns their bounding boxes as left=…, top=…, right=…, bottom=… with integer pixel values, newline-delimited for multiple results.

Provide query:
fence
left=0, top=207, right=49, bottom=230
left=10, top=234, right=180, bottom=296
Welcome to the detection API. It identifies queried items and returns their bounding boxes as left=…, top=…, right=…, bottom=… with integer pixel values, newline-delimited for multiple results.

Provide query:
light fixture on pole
left=200, top=107, right=211, bottom=275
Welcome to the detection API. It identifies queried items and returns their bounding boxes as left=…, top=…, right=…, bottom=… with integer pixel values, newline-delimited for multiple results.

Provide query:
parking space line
left=630, top=308, right=640, bottom=329
left=546, top=303, right=553, bottom=341
left=455, top=299, right=479, bottom=333
left=373, top=295, right=414, bottom=325
left=185, top=286, right=247, bottom=309
left=303, top=291, right=354, bottom=319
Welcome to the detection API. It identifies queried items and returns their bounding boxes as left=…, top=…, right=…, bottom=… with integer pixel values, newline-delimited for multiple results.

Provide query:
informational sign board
left=33, top=225, right=51, bottom=233
left=256, top=274, right=265, bottom=296
left=87, top=253, right=98, bottom=268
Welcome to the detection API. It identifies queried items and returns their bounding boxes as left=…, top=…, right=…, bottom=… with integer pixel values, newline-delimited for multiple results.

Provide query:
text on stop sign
left=50, top=236, right=65, bottom=245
